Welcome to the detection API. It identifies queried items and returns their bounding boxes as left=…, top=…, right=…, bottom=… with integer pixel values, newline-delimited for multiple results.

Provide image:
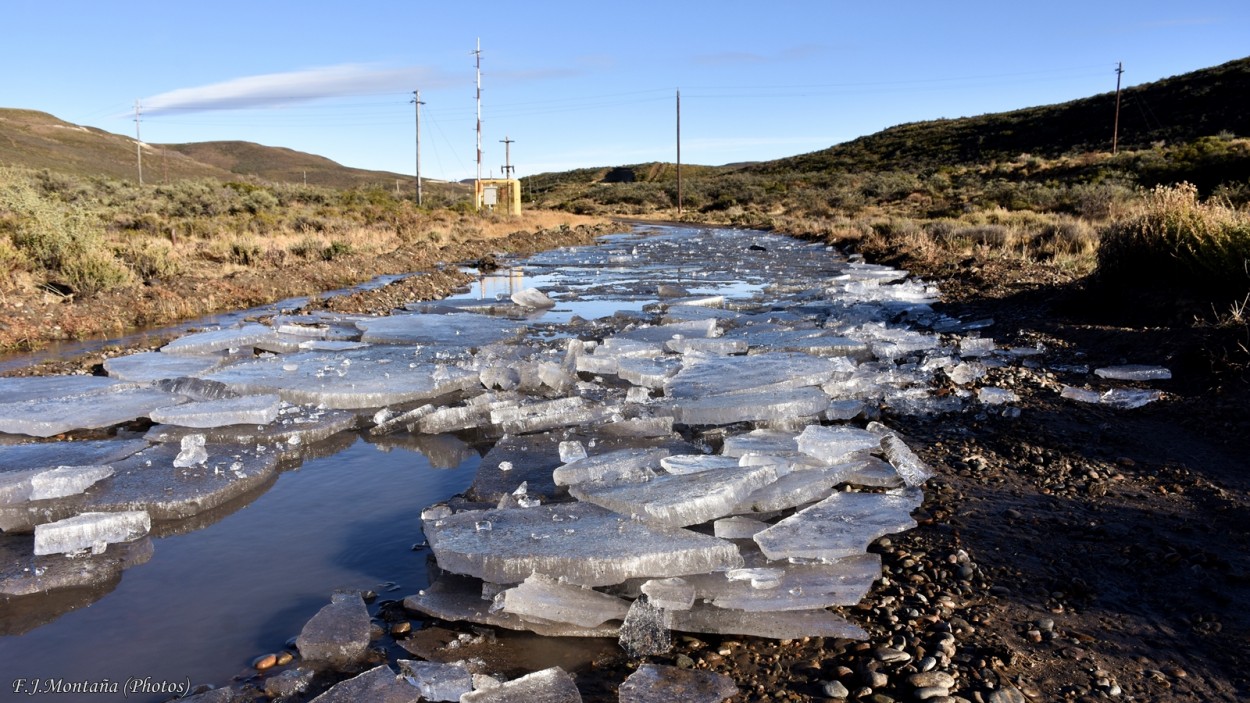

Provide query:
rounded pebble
left=821, top=680, right=850, bottom=698
left=252, top=653, right=277, bottom=671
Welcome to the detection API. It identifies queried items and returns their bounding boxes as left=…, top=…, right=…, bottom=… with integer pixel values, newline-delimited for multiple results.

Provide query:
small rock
left=914, top=687, right=950, bottom=700
left=875, top=647, right=912, bottom=664
left=252, top=653, right=277, bottom=671
left=985, top=687, right=1026, bottom=703
left=265, top=668, right=314, bottom=699
left=390, top=621, right=412, bottom=635
left=275, top=652, right=294, bottom=666
left=821, top=680, right=850, bottom=699
left=909, top=672, right=955, bottom=689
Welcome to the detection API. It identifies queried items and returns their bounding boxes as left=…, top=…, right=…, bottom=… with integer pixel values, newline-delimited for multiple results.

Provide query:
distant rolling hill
left=0, top=108, right=465, bottom=196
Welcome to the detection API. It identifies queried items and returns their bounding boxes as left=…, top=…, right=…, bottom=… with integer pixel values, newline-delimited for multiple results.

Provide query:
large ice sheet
left=161, top=323, right=278, bottom=355
left=145, top=405, right=357, bottom=452
left=202, top=347, right=479, bottom=409
left=149, top=394, right=282, bottom=428
left=424, top=503, right=742, bottom=587
left=569, top=464, right=780, bottom=527
left=403, top=573, right=619, bottom=637
left=357, top=313, right=524, bottom=347
left=731, top=462, right=861, bottom=514
left=103, top=351, right=226, bottom=382
left=0, top=385, right=187, bottom=437
left=0, top=439, right=147, bottom=474
left=754, top=489, right=923, bottom=561
left=0, top=375, right=120, bottom=403
left=681, top=552, right=882, bottom=611
left=397, top=660, right=474, bottom=702
left=0, top=465, right=114, bottom=505
left=33, top=510, right=150, bottom=555
left=552, top=447, right=670, bottom=486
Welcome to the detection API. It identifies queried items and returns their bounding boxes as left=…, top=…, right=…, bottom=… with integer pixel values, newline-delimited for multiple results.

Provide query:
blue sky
left=4, top=1, right=1248, bottom=181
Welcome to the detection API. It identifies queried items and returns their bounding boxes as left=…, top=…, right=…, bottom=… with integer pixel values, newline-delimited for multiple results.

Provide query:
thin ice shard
left=664, top=352, right=838, bottom=398
left=672, top=387, right=830, bottom=426
left=397, top=660, right=474, bottom=702
left=0, top=385, right=187, bottom=438
left=150, top=394, right=282, bottom=428
left=460, top=667, right=582, bottom=703
left=1094, top=365, right=1171, bottom=381
left=497, top=574, right=630, bottom=627
left=669, top=603, right=868, bottom=640
left=161, top=323, right=278, bottom=355
left=795, top=425, right=882, bottom=464
left=552, top=447, right=670, bottom=486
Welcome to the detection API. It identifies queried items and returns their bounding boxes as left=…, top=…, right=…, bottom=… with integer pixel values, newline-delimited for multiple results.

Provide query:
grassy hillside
left=0, top=108, right=470, bottom=202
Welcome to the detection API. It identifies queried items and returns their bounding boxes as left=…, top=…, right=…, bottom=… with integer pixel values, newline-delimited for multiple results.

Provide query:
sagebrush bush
left=1098, top=183, right=1250, bottom=296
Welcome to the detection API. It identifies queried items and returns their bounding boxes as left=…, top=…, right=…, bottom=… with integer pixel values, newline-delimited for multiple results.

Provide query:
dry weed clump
left=1098, top=183, right=1250, bottom=297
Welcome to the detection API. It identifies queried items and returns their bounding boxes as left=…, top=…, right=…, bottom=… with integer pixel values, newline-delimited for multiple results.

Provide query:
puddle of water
left=0, top=436, right=477, bottom=702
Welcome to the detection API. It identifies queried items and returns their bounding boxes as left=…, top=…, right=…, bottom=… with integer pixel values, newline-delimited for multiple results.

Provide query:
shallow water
left=0, top=436, right=478, bottom=701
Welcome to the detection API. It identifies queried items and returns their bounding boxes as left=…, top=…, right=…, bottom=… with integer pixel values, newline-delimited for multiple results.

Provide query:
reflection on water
left=0, top=436, right=479, bottom=702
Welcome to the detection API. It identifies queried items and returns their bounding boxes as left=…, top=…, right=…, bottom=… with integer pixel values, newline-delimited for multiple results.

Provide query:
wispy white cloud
left=142, top=63, right=461, bottom=114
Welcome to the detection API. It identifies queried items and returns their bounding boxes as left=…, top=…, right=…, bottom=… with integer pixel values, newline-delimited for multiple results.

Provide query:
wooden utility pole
left=412, top=89, right=425, bottom=206
left=1112, top=62, right=1124, bottom=154
left=676, top=89, right=682, bottom=215
left=500, top=136, right=515, bottom=178
left=134, top=99, right=143, bottom=185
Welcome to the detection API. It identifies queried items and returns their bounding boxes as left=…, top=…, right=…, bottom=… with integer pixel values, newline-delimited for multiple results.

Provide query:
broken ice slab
left=948, top=361, right=987, bottom=385
left=397, top=660, right=474, bottom=702
left=149, top=394, right=283, bottom=428
left=460, top=667, right=582, bottom=703
left=497, top=573, right=630, bottom=627
left=727, top=329, right=872, bottom=359
left=598, top=416, right=677, bottom=439
left=640, top=577, right=696, bottom=610
left=424, top=502, right=742, bottom=587
left=0, top=375, right=120, bottom=403
left=1094, top=365, right=1172, bottom=381
left=308, top=664, right=419, bottom=703
left=664, top=352, right=838, bottom=399
left=1100, top=388, right=1164, bottom=409
left=618, top=664, right=737, bottom=703
left=795, top=425, right=882, bottom=464
left=977, top=387, right=1018, bottom=406
left=826, top=399, right=867, bottom=421
left=145, top=405, right=357, bottom=455
left=730, top=462, right=863, bottom=514
left=0, top=384, right=187, bottom=438
left=958, top=337, right=997, bottom=358
left=841, top=456, right=906, bottom=488
left=568, top=464, right=781, bottom=527
left=102, top=351, right=227, bottom=382
left=33, top=510, right=151, bottom=555
left=416, top=403, right=493, bottom=435
left=682, top=552, right=882, bottom=612
left=669, top=602, right=868, bottom=640
left=722, top=429, right=800, bottom=459
left=0, top=465, right=114, bottom=505
left=356, top=313, right=524, bottom=347
left=202, top=346, right=479, bottom=409
left=659, top=454, right=741, bottom=475
left=552, top=447, right=671, bottom=487
left=173, top=435, right=208, bottom=468
left=618, top=597, right=672, bottom=657
left=671, top=387, right=830, bottom=426
left=868, top=423, right=936, bottom=487
left=0, top=441, right=279, bottom=532
left=754, top=488, right=923, bottom=562
left=511, top=288, right=556, bottom=309
left=664, top=337, right=749, bottom=355
left=0, top=533, right=152, bottom=605
left=489, top=396, right=612, bottom=435
left=468, top=432, right=564, bottom=503
left=296, top=591, right=372, bottom=670
left=161, top=323, right=278, bottom=355
left=661, top=305, right=743, bottom=323
left=403, top=573, right=619, bottom=637
left=1059, top=386, right=1102, bottom=404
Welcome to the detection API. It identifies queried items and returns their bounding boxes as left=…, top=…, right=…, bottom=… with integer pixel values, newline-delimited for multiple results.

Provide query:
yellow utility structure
left=476, top=178, right=522, bottom=215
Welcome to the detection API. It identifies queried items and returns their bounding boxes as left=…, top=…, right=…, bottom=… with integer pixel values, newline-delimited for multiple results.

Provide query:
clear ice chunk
left=1, top=465, right=115, bottom=505
left=0, top=375, right=119, bottom=403
left=868, top=424, right=936, bottom=486
left=460, top=667, right=582, bottom=703
left=497, top=573, right=630, bottom=627
left=958, top=337, right=997, bottom=358
left=150, top=394, right=282, bottom=428
left=1101, top=388, right=1164, bottom=409
left=722, top=430, right=800, bottom=459
left=569, top=464, right=781, bottom=527
left=713, top=515, right=771, bottom=539
left=665, top=338, right=748, bottom=355
left=173, top=435, right=208, bottom=467
left=308, top=664, right=418, bottom=703
left=639, top=577, right=696, bottom=611
left=795, top=425, right=882, bottom=464
left=618, top=597, right=672, bottom=657
left=731, top=462, right=860, bottom=514
left=659, top=454, right=741, bottom=475
left=753, top=489, right=923, bottom=561
left=403, top=573, right=619, bottom=637
left=398, top=660, right=474, bottom=702
left=664, top=352, right=837, bottom=399
left=1094, top=365, right=1172, bottom=381
left=296, top=591, right=372, bottom=670
left=977, top=387, right=1018, bottom=405
left=681, top=552, right=882, bottom=611
left=424, top=502, right=742, bottom=587
left=618, top=664, right=737, bottom=703
left=33, top=510, right=151, bottom=555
